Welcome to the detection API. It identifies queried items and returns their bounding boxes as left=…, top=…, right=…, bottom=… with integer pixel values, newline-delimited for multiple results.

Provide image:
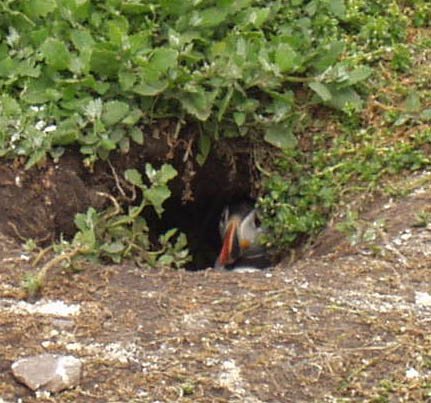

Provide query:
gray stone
left=11, top=354, right=81, bottom=393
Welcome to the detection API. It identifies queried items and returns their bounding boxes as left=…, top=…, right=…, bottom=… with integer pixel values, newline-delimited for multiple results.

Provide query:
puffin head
left=214, top=205, right=264, bottom=269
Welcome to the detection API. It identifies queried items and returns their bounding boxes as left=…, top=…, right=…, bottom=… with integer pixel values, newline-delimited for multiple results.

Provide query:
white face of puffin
left=219, top=206, right=231, bottom=238
left=237, top=209, right=263, bottom=248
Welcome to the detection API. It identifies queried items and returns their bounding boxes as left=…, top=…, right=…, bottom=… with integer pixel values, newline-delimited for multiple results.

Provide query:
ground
left=1, top=169, right=431, bottom=402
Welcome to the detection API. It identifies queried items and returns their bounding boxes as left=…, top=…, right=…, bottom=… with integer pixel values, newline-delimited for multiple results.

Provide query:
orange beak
left=215, top=216, right=251, bottom=269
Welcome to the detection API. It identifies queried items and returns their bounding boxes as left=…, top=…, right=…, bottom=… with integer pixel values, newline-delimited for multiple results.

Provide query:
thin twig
left=96, top=192, right=121, bottom=221
left=108, top=159, right=127, bottom=197
left=32, top=245, right=54, bottom=267
left=35, top=246, right=85, bottom=292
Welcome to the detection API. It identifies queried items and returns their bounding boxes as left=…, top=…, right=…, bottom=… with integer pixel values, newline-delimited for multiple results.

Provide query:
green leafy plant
left=260, top=122, right=431, bottom=252
left=413, top=209, right=431, bottom=228
left=0, top=0, right=392, bottom=167
left=23, top=163, right=190, bottom=296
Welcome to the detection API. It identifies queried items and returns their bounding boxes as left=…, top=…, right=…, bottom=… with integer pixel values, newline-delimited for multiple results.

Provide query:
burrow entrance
left=0, top=131, right=265, bottom=270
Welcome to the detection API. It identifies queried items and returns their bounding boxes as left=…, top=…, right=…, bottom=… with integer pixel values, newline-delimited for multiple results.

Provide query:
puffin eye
left=219, top=207, right=229, bottom=235
left=254, top=212, right=261, bottom=228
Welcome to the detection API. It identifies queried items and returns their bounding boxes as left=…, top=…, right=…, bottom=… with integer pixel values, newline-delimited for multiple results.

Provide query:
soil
left=1, top=155, right=431, bottom=401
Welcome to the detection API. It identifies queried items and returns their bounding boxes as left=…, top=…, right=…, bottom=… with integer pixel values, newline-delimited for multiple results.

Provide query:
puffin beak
left=215, top=215, right=252, bottom=269
left=215, top=216, right=241, bottom=269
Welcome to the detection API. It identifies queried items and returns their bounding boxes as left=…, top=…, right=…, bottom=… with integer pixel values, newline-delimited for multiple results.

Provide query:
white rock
left=11, top=354, right=81, bottom=393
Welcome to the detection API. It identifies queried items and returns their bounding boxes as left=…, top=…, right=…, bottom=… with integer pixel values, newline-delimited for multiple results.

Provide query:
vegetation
left=259, top=0, right=431, bottom=251
left=1, top=0, right=431, bottom=269
left=22, top=163, right=190, bottom=296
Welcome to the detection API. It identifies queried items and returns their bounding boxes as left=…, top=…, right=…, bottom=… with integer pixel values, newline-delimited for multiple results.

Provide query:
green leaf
left=152, top=163, right=178, bottom=184
left=90, top=48, right=121, bottom=77
left=74, top=212, right=90, bottom=232
left=74, top=208, right=99, bottom=235
left=52, top=130, right=78, bottom=146
left=40, top=38, right=71, bottom=71
left=217, top=86, right=234, bottom=122
left=178, top=89, right=215, bottom=121
left=149, top=48, right=178, bottom=74
left=328, top=0, right=346, bottom=19
left=405, top=92, right=421, bottom=113
left=100, top=137, right=117, bottom=151
left=346, top=66, right=373, bottom=86
left=129, top=127, right=144, bottom=145
left=70, top=30, right=95, bottom=51
left=52, top=118, right=79, bottom=145
left=102, top=101, right=130, bottom=126
left=119, top=137, right=130, bottom=153
left=119, top=70, right=136, bottom=91
left=144, top=186, right=171, bottom=217
left=24, top=0, right=57, bottom=18
left=73, top=229, right=97, bottom=249
left=305, top=1, right=318, bottom=16
left=125, top=169, right=144, bottom=187
left=234, top=112, right=246, bottom=126
left=1, top=95, right=21, bottom=116
left=327, top=86, right=362, bottom=111
left=264, top=125, right=297, bottom=150
left=134, top=80, right=168, bottom=96
left=100, top=241, right=125, bottom=254
left=0, top=57, right=17, bottom=78
left=189, top=8, right=227, bottom=28
left=107, top=20, right=127, bottom=47
left=275, top=43, right=299, bottom=73
left=264, top=91, right=294, bottom=120
left=30, top=28, right=50, bottom=47
left=394, top=114, right=410, bottom=127
left=157, top=254, right=174, bottom=266
left=22, top=88, right=52, bottom=104
left=16, top=59, right=40, bottom=78
left=196, top=134, right=211, bottom=166
left=309, top=82, right=332, bottom=102
left=49, top=147, right=66, bottom=163
left=167, top=29, right=201, bottom=49
left=122, top=109, right=143, bottom=125
left=312, top=41, right=344, bottom=72
left=84, top=98, right=103, bottom=121
left=160, top=228, right=178, bottom=243
left=420, top=110, right=431, bottom=121
left=25, top=150, right=46, bottom=169
left=237, top=7, right=270, bottom=27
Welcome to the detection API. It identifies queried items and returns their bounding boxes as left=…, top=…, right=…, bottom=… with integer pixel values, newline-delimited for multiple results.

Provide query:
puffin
left=214, top=203, right=270, bottom=270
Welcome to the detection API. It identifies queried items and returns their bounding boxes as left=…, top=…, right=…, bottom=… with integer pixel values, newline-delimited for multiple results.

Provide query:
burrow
left=0, top=128, right=268, bottom=269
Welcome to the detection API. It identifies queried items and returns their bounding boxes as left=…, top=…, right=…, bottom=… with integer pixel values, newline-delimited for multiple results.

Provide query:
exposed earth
left=1, top=167, right=431, bottom=402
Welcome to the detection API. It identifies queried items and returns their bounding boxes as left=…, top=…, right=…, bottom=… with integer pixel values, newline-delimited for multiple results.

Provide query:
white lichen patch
left=217, top=359, right=264, bottom=403
left=415, top=291, right=431, bottom=307
left=182, top=309, right=211, bottom=329
left=332, top=289, right=431, bottom=320
left=218, top=359, right=245, bottom=393
left=405, top=367, right=420, bottom=379
left=0, top=299, right=80, bottom=316
left=74, top=341, right=140, bottom=364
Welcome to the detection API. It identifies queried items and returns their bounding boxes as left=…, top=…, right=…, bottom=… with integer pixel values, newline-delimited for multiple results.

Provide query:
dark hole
left=148, top=138, right=257, bottom=270
left=158, top=195, right=255, bottom=270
